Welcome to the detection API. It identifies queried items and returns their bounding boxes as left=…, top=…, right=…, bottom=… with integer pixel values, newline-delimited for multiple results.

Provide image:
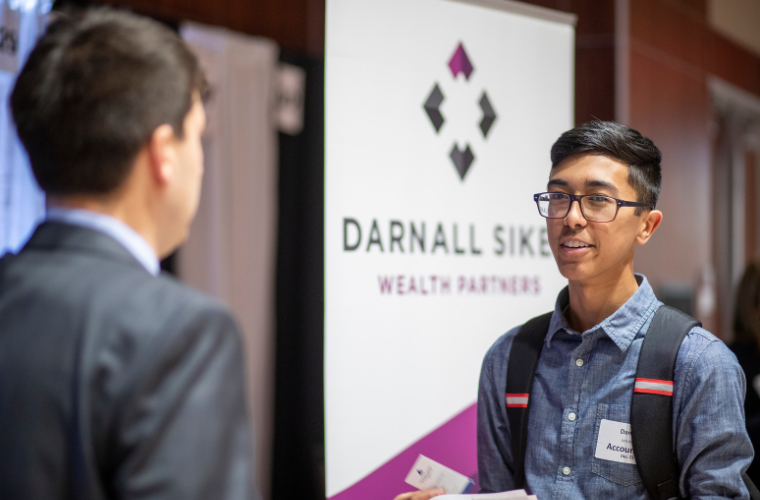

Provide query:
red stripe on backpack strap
left=634, top=378, right=674, bottom=396
left=506, top=393, right=529, bottom=408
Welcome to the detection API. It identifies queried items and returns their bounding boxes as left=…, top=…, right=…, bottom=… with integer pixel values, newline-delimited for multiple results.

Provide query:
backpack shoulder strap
left=506, top=312, right=553, bottom=489
left=632, top=305, right=700, bottom=500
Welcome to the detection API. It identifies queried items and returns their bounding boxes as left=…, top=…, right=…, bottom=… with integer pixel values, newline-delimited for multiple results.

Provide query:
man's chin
left=557, top=263, right=593, bottom=282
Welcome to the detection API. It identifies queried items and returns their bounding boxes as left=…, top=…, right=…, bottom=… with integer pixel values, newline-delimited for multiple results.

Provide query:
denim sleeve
left=675, top=328, right=753, bottom=500
left=477, top=327, right=520, bottom=493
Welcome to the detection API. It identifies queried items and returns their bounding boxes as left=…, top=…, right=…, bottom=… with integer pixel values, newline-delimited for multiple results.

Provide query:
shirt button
left=575, top=358, right=584, bottom=367
left=568, top=412, right=577, bottom=422
left=562, top=466, right=571, bottom=476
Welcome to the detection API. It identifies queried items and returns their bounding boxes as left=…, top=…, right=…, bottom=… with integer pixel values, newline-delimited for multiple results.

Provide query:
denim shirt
left=477, top=275, right=753, bottom=499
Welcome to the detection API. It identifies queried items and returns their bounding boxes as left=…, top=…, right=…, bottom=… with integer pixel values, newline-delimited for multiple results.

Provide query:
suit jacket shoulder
left=0, top=222, right=255, bottom=500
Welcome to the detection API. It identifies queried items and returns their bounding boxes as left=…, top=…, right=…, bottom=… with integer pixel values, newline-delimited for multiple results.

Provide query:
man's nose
left=565, top=199, right=586, bottom=227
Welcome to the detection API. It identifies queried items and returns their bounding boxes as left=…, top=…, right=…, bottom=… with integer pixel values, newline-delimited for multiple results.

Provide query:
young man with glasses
left=477, top=121, right=753, bottom=499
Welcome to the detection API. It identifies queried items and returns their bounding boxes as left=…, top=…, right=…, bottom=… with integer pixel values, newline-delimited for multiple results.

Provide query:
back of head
left=550, top=120, right=662, bottom=214
left=10, top=8, right=206, bottom=196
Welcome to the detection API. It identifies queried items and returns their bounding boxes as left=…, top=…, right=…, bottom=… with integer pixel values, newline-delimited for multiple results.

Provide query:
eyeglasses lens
left=538, top=193, right=569, bottom=218
left=537, top=193, right=617, bottom=222
left=581, top=196, right=616, bottom=222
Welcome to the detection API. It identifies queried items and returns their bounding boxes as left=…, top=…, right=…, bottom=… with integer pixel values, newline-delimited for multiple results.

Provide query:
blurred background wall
left=517, top=0, right=760, bottom=342
left=177, top=24, right=280, bottom=500
left=2, top=0, right=760, bottom=499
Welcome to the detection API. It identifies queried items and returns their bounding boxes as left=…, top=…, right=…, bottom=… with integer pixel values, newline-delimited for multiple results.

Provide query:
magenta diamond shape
left=448, top=42, right=474, bottom=80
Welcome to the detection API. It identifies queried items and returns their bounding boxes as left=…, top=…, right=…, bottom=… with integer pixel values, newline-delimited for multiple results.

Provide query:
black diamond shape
left=424, top=83, right=445, bottom=133
left=450, top=143, right=475, bottom=181
left=479, top=91, right=496, bottom=138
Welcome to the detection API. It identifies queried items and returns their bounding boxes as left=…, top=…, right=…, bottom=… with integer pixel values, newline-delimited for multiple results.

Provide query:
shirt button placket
left=557, top=343, right=591, bottom=497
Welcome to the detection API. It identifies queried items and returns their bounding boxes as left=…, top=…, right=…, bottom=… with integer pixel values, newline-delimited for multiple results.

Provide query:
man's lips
left=560, top=240, right=594, bottom=248
left=560, top=240, right=594, bottom=249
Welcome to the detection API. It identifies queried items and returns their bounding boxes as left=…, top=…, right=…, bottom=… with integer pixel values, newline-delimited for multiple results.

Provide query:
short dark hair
left=10, top=8, right=207, bottom=196
left=550, top=120, right=662, bottom=214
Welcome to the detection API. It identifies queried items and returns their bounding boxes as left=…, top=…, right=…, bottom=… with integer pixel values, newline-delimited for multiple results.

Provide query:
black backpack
left=506, top=305, right=760, bottom=500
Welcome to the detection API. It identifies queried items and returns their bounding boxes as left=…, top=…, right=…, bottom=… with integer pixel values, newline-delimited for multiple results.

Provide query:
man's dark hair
left=10, top=8, right=207, bottom=196
left=550, top=120, right=662, bottom=214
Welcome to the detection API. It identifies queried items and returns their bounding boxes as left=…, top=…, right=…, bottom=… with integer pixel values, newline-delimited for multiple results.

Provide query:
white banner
left=324, top=1, right=575, bottom=498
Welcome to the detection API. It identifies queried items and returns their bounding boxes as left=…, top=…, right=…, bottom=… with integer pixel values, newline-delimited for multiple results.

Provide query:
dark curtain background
left=272, top=54, right=326, bottom=500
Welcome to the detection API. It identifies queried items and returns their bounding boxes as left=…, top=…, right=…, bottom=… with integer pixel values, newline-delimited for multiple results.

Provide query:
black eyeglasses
left=533, top=192, right=654, bottom=223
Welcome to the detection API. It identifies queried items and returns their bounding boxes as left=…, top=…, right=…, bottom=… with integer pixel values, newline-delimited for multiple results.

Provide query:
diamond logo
left=479, top=91, right=496, bottom=138
left=424, top=83, right=445, bottom=133
left=423, top=42, right=496, bottom=181
left=450, top=143, right=475, bottom=180
left=448, top=42, right=474, bottom=80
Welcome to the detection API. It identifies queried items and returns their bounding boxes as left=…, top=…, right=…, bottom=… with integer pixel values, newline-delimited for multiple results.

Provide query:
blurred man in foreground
left=0, top=9, right=258, bottom=499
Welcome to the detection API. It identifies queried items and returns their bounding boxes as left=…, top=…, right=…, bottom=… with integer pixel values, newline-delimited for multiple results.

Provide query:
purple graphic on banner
left=328, top=403, right=479, bottom=500
left=448, top=42, right=474, bottom=80
left=423, top=41, right=497, bottom=181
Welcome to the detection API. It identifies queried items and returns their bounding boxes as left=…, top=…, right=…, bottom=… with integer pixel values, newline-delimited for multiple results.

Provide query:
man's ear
left=146, top=124, right=177, bottom=187
left=636, top=209, right=663, bottom=245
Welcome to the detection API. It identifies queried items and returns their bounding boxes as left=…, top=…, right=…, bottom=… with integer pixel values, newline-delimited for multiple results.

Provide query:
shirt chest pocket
left=591, top=403, right=643, bottom=486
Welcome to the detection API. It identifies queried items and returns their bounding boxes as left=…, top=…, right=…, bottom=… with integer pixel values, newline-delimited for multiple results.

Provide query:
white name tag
left=594, top=419, right=636, bottom=464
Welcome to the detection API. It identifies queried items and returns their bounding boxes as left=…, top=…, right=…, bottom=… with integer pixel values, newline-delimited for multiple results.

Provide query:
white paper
left=436, top=491, right=532, bottom=499
left=404, top=455, right=474, bottom=494
left=594, top=419, right=636, bottom=464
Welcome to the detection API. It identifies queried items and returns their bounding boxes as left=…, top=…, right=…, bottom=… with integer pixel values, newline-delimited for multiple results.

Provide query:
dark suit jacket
left=0, top=222, right=258, bottom=500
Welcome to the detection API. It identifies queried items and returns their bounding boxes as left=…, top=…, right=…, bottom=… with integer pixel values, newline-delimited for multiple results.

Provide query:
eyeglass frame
left=533, top=192, right=655, bottom=223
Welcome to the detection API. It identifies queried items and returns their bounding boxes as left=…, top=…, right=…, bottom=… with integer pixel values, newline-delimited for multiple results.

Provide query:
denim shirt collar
left=545, top=274, right=659, bottom=351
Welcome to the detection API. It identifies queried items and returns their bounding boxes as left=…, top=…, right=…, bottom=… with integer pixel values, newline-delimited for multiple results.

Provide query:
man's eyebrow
left=585, top=179, right=620, bottom=195
left=546, top=178, right=621, bottom=195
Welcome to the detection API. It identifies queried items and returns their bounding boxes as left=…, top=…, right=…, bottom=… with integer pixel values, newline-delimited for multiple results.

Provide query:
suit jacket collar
left=23, top=221, right=150, bottom=274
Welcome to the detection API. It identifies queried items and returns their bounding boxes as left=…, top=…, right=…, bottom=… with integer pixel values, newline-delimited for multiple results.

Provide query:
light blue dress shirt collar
left=545, top=274, right=658, bottom=351
left=45, top=207, right=160, bottom=276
